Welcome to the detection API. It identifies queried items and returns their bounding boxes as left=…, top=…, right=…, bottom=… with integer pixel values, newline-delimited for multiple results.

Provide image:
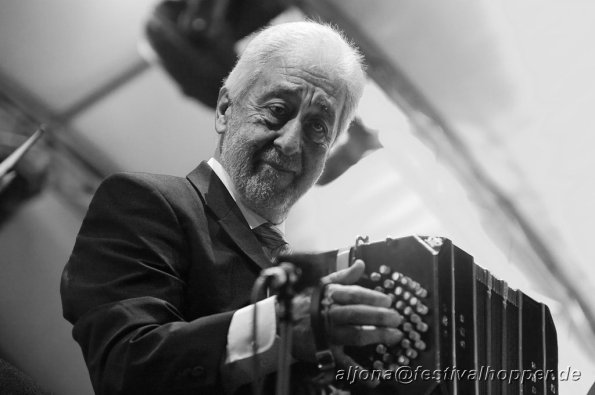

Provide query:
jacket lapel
left=186, top=162, right=273, bottom=271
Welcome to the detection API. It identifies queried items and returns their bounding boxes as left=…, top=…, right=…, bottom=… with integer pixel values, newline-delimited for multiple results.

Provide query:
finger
left=328, top=305, right=403, bottom=327
left=323, top=259, right=365, bottom=285
left=330, top=325, right=403, bottom=347
left=327, top=284, right=392, bottom=308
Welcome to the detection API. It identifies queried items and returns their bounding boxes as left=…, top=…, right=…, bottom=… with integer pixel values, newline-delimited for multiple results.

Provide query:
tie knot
left=253, top=223, right=290, bottom=261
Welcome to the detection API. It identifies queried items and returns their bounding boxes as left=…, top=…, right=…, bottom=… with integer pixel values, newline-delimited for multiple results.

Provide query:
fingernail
left=386, top=313, right=401, bottom=327
left=394, top=312, right=404, bottom=326
left=381, top=294, right=393, bottom=308
left=388, top=329, right=403, bottom=344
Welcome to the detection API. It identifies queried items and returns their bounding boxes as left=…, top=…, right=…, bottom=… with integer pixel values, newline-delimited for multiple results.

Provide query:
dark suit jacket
left=61, top=162, right=277, bottom=395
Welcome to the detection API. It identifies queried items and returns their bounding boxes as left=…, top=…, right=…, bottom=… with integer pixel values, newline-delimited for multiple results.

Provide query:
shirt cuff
left=225, top=296, right=277, bottom=363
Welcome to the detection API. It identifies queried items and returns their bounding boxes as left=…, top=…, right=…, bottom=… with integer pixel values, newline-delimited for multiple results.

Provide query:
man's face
left=217, top=54, right=347, bottom=223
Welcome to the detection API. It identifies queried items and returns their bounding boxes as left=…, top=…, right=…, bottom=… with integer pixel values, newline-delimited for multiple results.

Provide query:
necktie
left=252, top=223, right=290, bottom=262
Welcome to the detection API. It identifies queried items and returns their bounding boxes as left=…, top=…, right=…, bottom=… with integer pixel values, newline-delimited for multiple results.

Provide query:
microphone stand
left=0, top=126, right=45, bottom=179
left=275, top=272, right=295, bottom=395
left=0, top=126, right=45, bottom=195
left=258, top=263, right=300, bottom=395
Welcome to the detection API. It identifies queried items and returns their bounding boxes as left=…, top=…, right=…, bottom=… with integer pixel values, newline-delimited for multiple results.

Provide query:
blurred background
left=1, top=0, right=594, bottom=393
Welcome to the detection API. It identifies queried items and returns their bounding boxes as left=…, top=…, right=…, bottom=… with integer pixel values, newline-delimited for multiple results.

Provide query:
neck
left=242, top=198, right=287, bottom=225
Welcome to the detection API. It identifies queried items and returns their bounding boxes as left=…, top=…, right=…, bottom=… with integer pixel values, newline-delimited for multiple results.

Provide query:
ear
left=215, top=87, right=231, bottom=135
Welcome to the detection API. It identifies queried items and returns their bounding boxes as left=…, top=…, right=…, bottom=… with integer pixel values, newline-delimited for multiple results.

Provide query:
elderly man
left=61, top=21, right=403, bottom=394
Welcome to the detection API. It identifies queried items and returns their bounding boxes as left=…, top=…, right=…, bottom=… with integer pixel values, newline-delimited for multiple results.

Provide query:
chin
left=232, top=160, right=317, bottom=221
left=242, top=177, right=299, bottom=221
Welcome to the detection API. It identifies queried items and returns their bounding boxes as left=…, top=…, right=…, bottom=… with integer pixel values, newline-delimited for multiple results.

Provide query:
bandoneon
left=290, top=235, right=558, bottom=394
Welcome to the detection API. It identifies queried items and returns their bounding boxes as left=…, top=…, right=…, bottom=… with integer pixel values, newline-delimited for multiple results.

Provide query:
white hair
left=223, top=21, right=366, bottom=137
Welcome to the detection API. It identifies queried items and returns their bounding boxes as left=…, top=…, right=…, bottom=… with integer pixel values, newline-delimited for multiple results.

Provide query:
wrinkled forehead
left=258, top=52, right=348, bottom=104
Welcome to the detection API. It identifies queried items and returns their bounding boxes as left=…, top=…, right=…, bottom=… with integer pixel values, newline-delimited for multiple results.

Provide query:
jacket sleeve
left=61, top=173, right=234, bottom=395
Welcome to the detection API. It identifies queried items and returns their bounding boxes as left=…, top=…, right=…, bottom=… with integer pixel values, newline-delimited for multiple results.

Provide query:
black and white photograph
left=0, top=1, right=594, bottom=394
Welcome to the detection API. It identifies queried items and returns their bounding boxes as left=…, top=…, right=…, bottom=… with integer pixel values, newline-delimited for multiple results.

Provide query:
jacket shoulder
left=93, top=171, right=206, bottom=220
left=99, top=171, right=198, bottom=200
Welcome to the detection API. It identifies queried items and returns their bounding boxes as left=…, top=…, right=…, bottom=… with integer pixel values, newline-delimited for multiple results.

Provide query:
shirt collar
left=207, top=158, right=285, bottom=234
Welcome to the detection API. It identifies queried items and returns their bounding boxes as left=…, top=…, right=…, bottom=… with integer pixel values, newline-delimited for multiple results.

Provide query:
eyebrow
left=262, top=84, right=337, bottom=122
left=314, top=97, right=335, bottom=122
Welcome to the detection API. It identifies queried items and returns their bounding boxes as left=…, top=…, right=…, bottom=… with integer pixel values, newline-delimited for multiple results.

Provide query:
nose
left=274, top=118, right=302, bottom=156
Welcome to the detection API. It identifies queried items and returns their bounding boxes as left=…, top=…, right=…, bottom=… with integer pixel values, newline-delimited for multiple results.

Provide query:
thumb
left=323, top=259, right=365, bottom=285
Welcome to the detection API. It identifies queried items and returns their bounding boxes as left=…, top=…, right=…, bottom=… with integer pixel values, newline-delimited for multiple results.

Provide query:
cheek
left=303, top=149, right=328, bottom=179
left=225, top=123, right=269, bottom=154
left=234, top=120, right=275, bottom=146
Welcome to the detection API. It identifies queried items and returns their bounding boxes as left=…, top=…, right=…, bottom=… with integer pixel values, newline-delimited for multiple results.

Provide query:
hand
left=288, top=260, right=403, bottom=387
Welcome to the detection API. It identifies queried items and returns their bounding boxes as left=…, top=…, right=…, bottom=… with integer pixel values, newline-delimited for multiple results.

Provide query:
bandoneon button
left=376, top=344, right=387, bottom=354
left=383, top=279, right=395, bottom=289
left=414, top=340, right=426, bottom=350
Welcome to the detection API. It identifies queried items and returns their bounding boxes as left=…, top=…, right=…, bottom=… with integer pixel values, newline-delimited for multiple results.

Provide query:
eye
left=307, top=121, right=329, bottom=144
left=268, top=103, right=288, bottom=118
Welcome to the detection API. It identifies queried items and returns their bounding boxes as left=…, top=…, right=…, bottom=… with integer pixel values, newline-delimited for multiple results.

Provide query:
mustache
left=258, top=148, right=302, bottom=174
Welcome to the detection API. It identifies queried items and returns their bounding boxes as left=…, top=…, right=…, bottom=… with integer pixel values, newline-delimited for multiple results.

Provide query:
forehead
left=249, top=56, right=347, bottom=112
